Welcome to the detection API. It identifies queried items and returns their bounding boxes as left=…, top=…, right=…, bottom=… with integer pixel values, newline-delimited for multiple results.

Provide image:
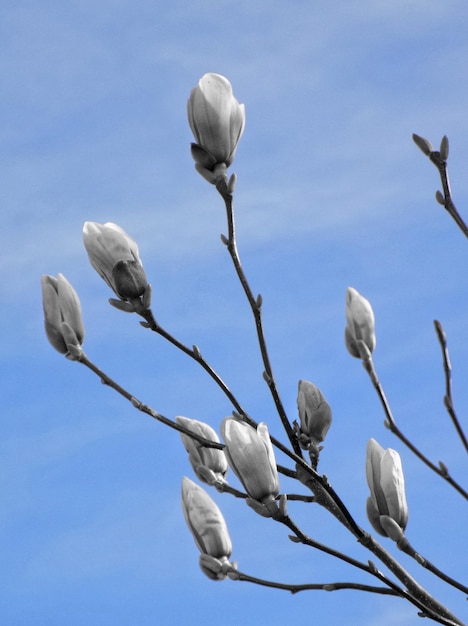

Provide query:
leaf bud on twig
left=439, top=135, right=449, bottom=161
left=412, top=133, right=433, bottom=156
left=435, top=190, right=445, bottom=206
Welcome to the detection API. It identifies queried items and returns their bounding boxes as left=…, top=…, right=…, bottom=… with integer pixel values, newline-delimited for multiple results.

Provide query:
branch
left=434, top=320, right=468, bottom=453
left=412, top=134, right=468, bottom=239
left=227, top=566, right=401, bottom=596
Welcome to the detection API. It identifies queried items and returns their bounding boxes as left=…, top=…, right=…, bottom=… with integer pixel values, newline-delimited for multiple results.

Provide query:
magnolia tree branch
left=64, top=344, right=464, bottom=622
left=54, top=307, right=465, bottom=624
left=434, top=320, right=468, bottom=453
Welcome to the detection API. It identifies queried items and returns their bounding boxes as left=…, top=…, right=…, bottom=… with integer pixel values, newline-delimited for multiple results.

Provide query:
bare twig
left=396, top=534, right=468, bottom=596
left=74, top=350, right=225, bottom=448
left=215, top=175, right=303, bottom=458
left=434, top=320, right=468, bottom=453
left=228, top=566, right=401, bottom=596
left=412, top=134, right=468, bottom=239
left=359, top=350, right=468, bottom=499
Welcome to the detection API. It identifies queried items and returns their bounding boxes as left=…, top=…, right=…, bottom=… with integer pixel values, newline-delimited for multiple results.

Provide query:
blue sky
left=2, top=1, right=468, bottom=624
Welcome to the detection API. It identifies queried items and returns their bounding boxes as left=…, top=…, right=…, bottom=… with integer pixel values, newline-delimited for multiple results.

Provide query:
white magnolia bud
left=181, top=477, right=232, bottom=560
left=83, top=221, right=148, bottom=301
left=176, top=416, right=228, bottom=483
left=41, top=273, right=85, bottom=355
left=297, top=380, right=332, bottom=446
left=345, top=287, right=376, bottom=358
left=221, top=418, right=279, bottom=503
left=188, top=73, right=245, bottom=174
left=366, top=438, right=408, bottom=537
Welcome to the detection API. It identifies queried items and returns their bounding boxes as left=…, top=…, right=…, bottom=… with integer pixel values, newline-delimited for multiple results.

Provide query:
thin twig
left=228, top=567, right=401, bottom=596
left=215, top=176, right=303, bottom=458
left=396, top=534, right=468, bottom=596
left=360, top=352, right=468, bottom=499
left=76, top=350, right=223, bottom=449
left=434, top=320, right=468, bottom=453
left=360, top=532, right=465, bottom=626
left=139, top=307, right=248, bottom=417
left=281, top=513, right=463, bottom=626
left=412, top=134, right=468, bottom=239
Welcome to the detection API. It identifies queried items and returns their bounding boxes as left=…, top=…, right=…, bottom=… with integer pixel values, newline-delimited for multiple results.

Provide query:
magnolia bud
left=176, top=416, right=228, bottom=484
left=41, top=274, right=85, bottom=356
left=82, top=221, right=148, bottom=302
left=181, top=477, right=232, bottom=561
left=220, top=418, right=279, bottom=503
left=187, top=73, right=245, bottom=176
left=345, top=287, right=376, bottom=358
left=296, top=380, right=332, bottom=447
left=366, top=438, right=408, bottom=537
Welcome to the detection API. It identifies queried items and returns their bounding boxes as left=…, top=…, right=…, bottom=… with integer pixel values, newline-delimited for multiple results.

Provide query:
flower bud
left=41, top=273, right=85, bottom=355
left=220, top=418, right=279, bottom=503
left=345, top=287, right=376, bottom=358
left=176, top=416, right=228, bottom=484
left=296, top=380, right=332, bottom=447
left=187, top=73, right=245, bottom=175
left=82, top=221, right=148, bottom=302
left=366, top=438, right=408, bottom=537
left=181, top=477, right=232, bottom=560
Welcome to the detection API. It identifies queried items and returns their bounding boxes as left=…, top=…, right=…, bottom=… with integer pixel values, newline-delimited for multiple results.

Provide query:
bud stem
left=215, top=176, right=303, bottom=458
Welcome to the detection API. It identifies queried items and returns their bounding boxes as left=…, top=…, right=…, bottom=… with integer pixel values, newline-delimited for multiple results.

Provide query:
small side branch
left=228, top=567, right=401, bottom=596
left=434, top=320, right=468, bottom=453
left=396, top=534, right=468, bottom=597
left=359, top=351, right=467, bottom=499
left=412, top=134, right=468, bottom=239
